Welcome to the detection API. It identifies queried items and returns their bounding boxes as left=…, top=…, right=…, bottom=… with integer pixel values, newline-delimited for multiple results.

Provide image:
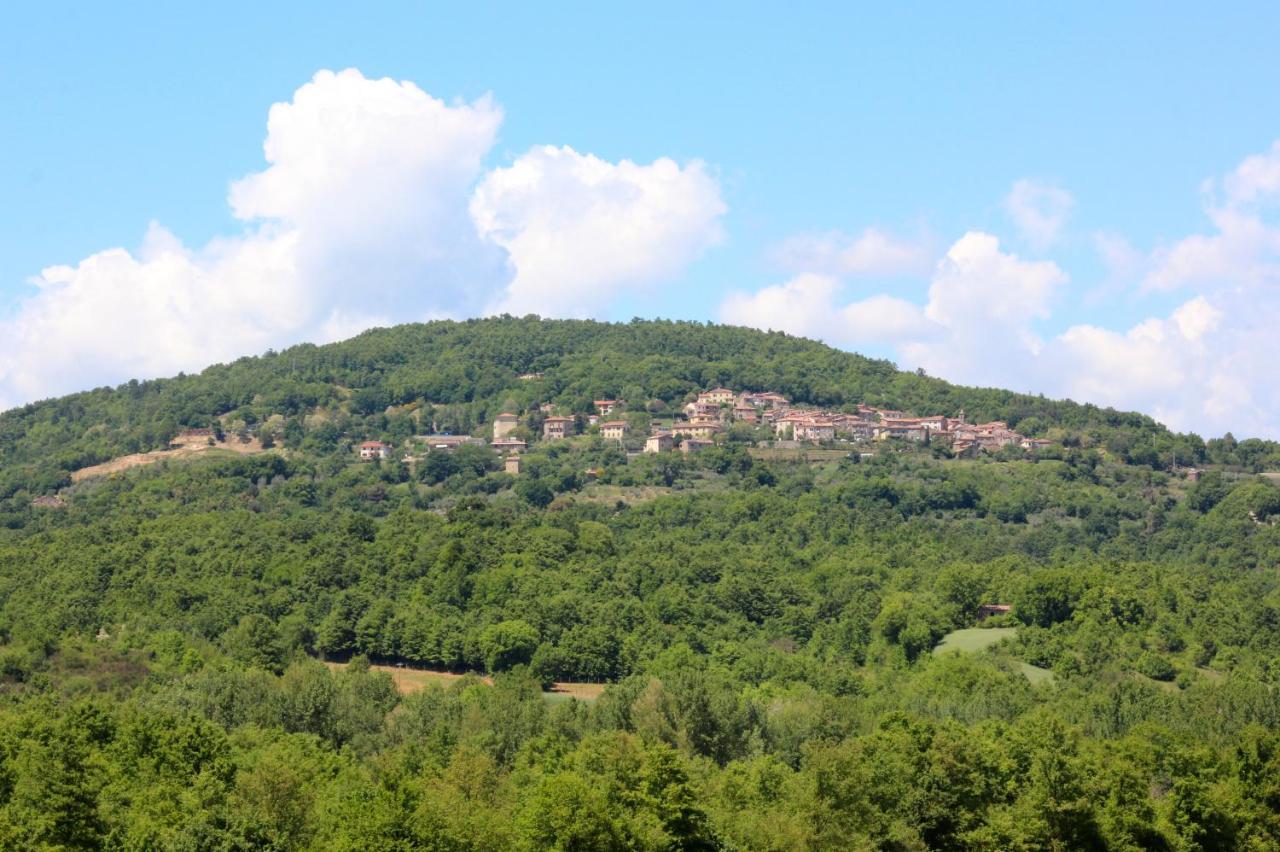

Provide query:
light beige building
left=493, top=413, right=520, bottom=439
left=644, top=432, right=673, bottom=453
left=699, top=387, right=736, bottom=405
left=505, top=454, right=522, bottom=474
left=600, top=420, right=630, bottom=443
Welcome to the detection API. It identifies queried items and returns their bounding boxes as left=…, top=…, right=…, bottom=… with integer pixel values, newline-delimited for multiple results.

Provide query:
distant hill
left=1, top=316, right=1274, bottom=502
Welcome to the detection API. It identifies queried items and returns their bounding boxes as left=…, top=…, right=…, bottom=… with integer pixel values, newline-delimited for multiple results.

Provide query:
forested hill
left=1, top=316, right=1280, bottom=845
left=3, top=316, right=1273, bottom=503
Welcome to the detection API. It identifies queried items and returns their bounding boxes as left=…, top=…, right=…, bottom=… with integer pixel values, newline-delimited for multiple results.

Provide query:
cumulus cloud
left=722, top=232, right=1061, bottom=386
left=1004, top=179, right=1074, bottom=249
left=720, top=274, right=932, bottom=349
left=724, top=142, right=1280, bottom=438
left=472, top=145, right=725, bottom=317
left=0, top=69, right=725, bottom=409
left=769, top=228, right=933, bottom=277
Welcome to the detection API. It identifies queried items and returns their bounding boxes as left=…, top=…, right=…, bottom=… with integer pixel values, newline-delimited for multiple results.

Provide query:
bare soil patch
left=325, top=661, right=605, bottom=701
left=70, top=438, right=267, bottom=482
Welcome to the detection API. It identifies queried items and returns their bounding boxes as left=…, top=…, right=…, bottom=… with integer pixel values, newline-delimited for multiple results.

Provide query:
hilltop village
left=358, top=387, right=1053, bottom=465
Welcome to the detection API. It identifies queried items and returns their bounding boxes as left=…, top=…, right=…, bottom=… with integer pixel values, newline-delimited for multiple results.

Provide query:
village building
left=794, top=421, right=836, bottom=443
left=671, top=422, right=722, bottom=440
left=594, top=399, right=624, bottom=416
left=876, top=418, right=928, bottom=442
left=493, top=413, right=519, bottom=439
left=538, top=402, right=557, bottom=414
left=731, top=406, right=759, bottom=424
left=681, top=438, right=716, bottom=454
left=683, top=400, right=723, bottom=420
left=517, top=372, right=543, bottom=381
left=699, top=387, right=736, bottom=405
left=418, top=434, right=484, bottom=451
left=644, top=432, right=674, bottom=453
left=837, top=417, right=878, bottom=441
left=587, top=414, right=601, bottom=427
left=600, top=420, right=630, bottom=443
left=359, top=440, right=394, bottom=460
left=504, top=454, right=522, bottom=475
left=491, top=438, right=528, bottom=454
left=542, top=416, right=574, bottom=440
left=738, top=391, right=790, bottom=410
left=978, top=604, right=1012, bottom=619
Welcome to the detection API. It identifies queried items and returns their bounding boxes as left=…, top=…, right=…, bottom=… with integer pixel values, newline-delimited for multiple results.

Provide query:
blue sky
left=4, top=3, right=1280, bottom=437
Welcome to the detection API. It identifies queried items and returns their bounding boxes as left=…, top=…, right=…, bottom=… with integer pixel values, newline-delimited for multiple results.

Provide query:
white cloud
left=1222, top=140, right=1280, bottom=206
left=722, top=232, right=1064, bottom=386
left=472, top=145, right=725, bottom=317
left=0, top=69, right=725, bottom=409
left=720, top=274, right=932, bottom=348
left=1004, top=179, right=1074, bottom=249
left=720, top=137, right=1280, bottom=439
left=720, top=273, right=842, bottom=340
left=770, top=228, right=933, bottom=277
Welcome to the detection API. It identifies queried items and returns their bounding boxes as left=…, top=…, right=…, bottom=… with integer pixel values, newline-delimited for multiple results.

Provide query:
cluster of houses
left=358, top=386, right=1052, bottom=465
left=563, top=388, right=1050, bottom=456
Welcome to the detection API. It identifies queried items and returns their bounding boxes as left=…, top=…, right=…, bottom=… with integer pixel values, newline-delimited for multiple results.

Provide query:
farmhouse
left=493, top=413, right=520, bottom=439
left=681, top=438, right=716, bottom=454
left=599, top=420, right=630, bottom=443
left=594, top=399, right=624, bottom=415
left=978, top=604, right=1012, bottom=619
left=359, top=440, right=393, bottom=460
left=504, top=454, right=522, bottom=474
left=644, top=432, right=674, bottom=453
left=543, top=416, right=574, bottom=440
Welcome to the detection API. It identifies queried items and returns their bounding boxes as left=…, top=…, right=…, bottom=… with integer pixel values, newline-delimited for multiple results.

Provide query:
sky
left=4, top=3, right=1280, bottom=438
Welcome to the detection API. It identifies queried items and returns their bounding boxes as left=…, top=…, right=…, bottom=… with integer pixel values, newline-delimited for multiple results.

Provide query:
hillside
left=0, top=318, right=1279, bottom=848
left=4, top=317, right=1277, bottom=515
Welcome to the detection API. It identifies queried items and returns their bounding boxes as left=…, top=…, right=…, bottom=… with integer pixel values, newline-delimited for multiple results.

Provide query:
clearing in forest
left=934, top=627, right=1019, bottom=654
left=324, top=661, right=606, bottom=702
left=934, top=627, right=1055, bottom=684
left=70, top=438, right=268, bottom=482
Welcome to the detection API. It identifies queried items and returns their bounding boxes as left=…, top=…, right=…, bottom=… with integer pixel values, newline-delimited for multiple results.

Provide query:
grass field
left=934, top=628, right=1055, bottom=685
left=934, top=627, right=1019, bottom=654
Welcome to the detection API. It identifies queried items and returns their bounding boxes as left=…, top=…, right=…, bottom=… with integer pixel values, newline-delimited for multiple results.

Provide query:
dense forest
left=1, top=317, right=1279, bottom=849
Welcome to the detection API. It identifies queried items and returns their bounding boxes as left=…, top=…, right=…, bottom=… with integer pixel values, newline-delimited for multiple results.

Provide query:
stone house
left=644, top=432, right=673, bottom=453
left=493, top=413, right=520, bottom=439
left=543, top=416, right=574, bottom=440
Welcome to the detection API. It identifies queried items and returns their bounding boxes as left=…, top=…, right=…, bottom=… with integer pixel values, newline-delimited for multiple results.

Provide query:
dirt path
left=324, top=660, right=606, bottom=701
left=70, top=439, right=267, bottom=482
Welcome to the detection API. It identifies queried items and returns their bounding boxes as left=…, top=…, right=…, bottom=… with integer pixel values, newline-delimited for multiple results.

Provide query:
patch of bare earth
left=70, top=437, right=268, bottom=482
left=325, top=661, right=605, bottom=701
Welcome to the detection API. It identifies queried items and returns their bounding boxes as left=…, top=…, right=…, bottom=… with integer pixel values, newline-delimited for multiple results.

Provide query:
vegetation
left=0, top=317, right=1279, bottom=848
